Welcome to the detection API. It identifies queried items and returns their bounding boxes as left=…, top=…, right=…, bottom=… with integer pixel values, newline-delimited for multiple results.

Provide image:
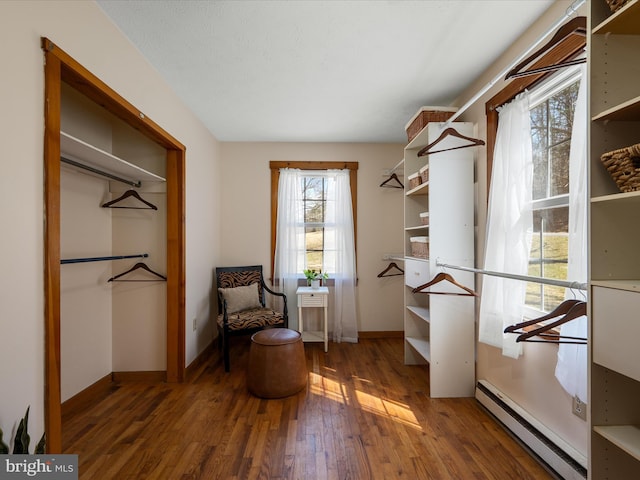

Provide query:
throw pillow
left=218, top=283, right=261, bottom=314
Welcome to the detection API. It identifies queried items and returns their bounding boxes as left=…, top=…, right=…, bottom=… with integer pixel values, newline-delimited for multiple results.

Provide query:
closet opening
left=42, top=37, right=186, bottom=453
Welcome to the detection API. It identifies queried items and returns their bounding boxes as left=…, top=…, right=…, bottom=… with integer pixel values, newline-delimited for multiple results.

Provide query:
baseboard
left=112, top=371, right=166, bottom=383
left=476, top=380, right=587, bottom=479
left=358, top=331, right=404, bottom=339
left=61, top=373, right=113, bottom=418
left=185, top=340, right=217, bottom=381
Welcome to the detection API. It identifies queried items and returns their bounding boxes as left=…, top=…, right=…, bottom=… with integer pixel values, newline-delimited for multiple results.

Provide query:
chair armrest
left=262, top=281, right=288, bottom=316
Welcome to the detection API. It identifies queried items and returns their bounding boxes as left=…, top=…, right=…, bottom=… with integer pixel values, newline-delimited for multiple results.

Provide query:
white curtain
left=274, top=168, right=358, bottom=343
left=479, top=92, right=533, bottom=359
left=325, top=170, right=358, bottom=343
left=274, top=169, right=306, bottom=321
left=555, top=66, right=588, bottom=402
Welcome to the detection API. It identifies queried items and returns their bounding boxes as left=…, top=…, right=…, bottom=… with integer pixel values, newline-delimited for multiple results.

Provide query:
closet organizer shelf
left=60, top=131, right=166, bottom=184
left=593, top=426, right=640, bottom=462
left=592, top=0, right=640, bottom=35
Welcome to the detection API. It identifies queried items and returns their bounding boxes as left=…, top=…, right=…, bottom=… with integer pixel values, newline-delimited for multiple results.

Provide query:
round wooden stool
left=247, top=328, right=307, bottom=398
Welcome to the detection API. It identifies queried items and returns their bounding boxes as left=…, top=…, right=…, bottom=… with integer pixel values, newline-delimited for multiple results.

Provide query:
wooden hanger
left=505, top=16, right=587, bottom=80
left=102, top=189, right=158, bottom=210
left=417, top=128, right=485, bottom=157
left=377, top=262, right=404, bottom=277
left=504, top=298, right=583, bottom=333
left=108, top=262, right=167, bottom=282
left=412, top=272, right=477, bottom=297
left=380, top=173, right=404, bottom=189
left=515, top=301, right=586, bottom=343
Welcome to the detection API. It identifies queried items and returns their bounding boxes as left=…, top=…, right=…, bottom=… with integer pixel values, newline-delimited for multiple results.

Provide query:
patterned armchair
left=216, top=265, right=288, bottom=372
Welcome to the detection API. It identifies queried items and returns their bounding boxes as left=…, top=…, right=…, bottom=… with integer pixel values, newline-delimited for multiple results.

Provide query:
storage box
left=410, top=236, right=429, bottom=259
left=419, top=164, right=429, bottom=183
left=419, top=212, right=429, bottom=225
left=405, top=106, right=458, bottom=143
left=408, top=172, right=422, bottom=190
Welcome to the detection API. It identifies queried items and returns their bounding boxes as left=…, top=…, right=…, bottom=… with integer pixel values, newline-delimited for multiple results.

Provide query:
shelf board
left=301, top=331, right=325, bottom=343
left=594, top=425, right=640, bottom=461
left=592, top=279, right=640, bottom=292
left=406, top=181, right=429, bottom=196
left=405, top=336, right=431, bottom=362
left=405, top=225, right=429, bottom=232
left=407, top=305, right=430, bottom=323
left=591, top=190, right=640, bottom=205
left=593, top=0, right=640, bottom=35
left=60, top=131, right=166, bottom=183
left=592, top=94, right=640, bottom=122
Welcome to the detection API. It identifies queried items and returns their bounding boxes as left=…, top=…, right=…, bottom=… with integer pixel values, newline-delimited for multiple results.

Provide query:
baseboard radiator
left=476, top=380, right=587, bottom=480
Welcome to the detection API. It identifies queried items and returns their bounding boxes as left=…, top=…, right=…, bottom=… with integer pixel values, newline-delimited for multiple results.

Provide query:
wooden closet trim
left=485, top=32, right=585, bottom=189
left=269, top=161, right=358, bottom=280
left=42, top=38, right=186, bottom=453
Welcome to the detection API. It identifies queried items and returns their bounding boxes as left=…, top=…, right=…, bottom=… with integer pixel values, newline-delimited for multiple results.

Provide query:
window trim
left=269, top=161, right=358, bottom=280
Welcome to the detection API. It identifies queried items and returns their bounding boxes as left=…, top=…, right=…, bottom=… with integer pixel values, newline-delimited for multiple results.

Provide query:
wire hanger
left=417, top=128, right=485, bottom=157
left=108, top=262, right=167, bottom=282
left=377, top=262, right=404, bottom=277
left=380, top=173, right=404, bottom=189
left=102, top=189, right=158, bottom=210
left=412, top=272, right=477, bottom=297
left=505, top=16, right=587, bottom=80
left=505, top=300, right=587, bottom=344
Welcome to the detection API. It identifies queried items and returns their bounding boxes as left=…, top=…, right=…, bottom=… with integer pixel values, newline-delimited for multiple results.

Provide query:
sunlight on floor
left=308, top=371, right=422, bottom=430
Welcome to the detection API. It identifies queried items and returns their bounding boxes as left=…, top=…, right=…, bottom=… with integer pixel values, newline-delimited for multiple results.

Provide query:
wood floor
left=62, top=337, right=554, bottom=479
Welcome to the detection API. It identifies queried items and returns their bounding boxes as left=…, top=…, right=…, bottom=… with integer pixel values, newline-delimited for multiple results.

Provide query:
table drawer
left=299, top=294, right=327, bottom=307
left=405, top=258, right=429, bottom=289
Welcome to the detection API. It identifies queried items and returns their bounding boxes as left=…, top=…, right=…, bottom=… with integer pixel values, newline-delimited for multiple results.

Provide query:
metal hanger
left=412, top=272, right=477, bottom=297
left=377, top=262, right=404, bottom=277
left=102, top=189, right=158, bottom=210
left=417, top=127, right=485, bottom=157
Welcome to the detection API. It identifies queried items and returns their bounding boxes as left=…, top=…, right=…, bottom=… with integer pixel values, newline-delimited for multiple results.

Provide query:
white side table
left=296, top=286, right=329, bottom=352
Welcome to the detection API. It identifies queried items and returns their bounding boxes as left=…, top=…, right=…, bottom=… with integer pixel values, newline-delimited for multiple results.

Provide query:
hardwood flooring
left=62, top=337, right=554, bottom=479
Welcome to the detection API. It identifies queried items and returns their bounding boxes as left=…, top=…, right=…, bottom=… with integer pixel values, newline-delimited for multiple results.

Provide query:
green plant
left=303, top=269, right=328, bottom=283
left=0, top=406, right=45, bottom=454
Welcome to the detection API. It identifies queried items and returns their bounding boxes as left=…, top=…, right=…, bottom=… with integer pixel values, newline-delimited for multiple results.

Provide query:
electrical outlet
left=572, top=395, right=587, bottom=421
left=192, top=317, right=197, bottom=331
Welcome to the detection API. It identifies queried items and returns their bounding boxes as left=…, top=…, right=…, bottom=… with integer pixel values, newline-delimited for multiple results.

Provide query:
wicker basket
left=408, top=172, right=422, bottom=190
left=405, top=107, right=458, bottom=143
left=600, top=143, right=640, bottom=193
left=410, top=236, right=429, bottom=259
left=419, top=212, right=429, bottom=226
left=419, top=165, right=429, bottom=183
left=606, top=0, right=629, bottom=12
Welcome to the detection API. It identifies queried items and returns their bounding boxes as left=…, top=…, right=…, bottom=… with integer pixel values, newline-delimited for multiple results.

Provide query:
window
left=526, top=72, right=580, bottom=315
left=269, top=161, right=358, bottom=279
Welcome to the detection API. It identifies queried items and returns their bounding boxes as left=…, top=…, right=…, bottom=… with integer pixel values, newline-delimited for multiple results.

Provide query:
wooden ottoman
left=247, top=328, right=307, bottom=398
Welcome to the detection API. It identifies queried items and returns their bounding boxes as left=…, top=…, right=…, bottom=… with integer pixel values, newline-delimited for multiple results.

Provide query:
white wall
left=0, top=0, right=221, bottom=443
left=452, top=0, right=588, bottom=458
left=219, top=142, right=405, bottom=333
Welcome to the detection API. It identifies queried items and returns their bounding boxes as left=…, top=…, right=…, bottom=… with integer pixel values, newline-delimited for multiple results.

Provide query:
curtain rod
left=61, top=156, right=142, bottom=188
left=446, top=0, right=586, bottom=124
left=61, top=253, right=149, bottom=265
left=436, top=261, right=587, bottom=291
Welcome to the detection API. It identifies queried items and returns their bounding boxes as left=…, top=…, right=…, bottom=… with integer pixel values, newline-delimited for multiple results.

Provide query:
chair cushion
left=218, top=308, right=285, bottom=331
left=218, top=283, right=261, bottom=313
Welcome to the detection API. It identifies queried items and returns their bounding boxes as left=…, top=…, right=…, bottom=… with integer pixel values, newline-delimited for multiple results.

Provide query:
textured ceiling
left=96, top=0, right=555, bottom=143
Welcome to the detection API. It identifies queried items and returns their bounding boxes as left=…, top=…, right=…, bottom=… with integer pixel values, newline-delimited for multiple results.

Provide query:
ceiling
left=96, top=0, right=555, bottom=143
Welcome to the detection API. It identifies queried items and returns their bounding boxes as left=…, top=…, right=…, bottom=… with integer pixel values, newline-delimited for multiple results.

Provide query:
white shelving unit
left=403, top=121, right=476, bottom=398
left=60, top=131, right=165, bottom=184
left=589, top=1, right=640, bottom=477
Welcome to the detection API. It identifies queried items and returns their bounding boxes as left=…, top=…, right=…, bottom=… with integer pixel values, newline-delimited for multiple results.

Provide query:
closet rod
left=61, top=253, right=149, bottom=265
left=61, top=156, right=142, bottom=188
left=435, top=261, right=587, bottom=291
left=445, top=0, right=585, bottom=125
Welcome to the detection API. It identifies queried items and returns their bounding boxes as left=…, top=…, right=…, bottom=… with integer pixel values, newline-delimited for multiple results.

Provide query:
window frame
left=269, top=161, right=358, bottom=281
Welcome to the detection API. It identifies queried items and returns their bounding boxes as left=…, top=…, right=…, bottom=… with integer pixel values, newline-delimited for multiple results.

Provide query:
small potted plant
left=303, top=269, right=328, bottom=289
